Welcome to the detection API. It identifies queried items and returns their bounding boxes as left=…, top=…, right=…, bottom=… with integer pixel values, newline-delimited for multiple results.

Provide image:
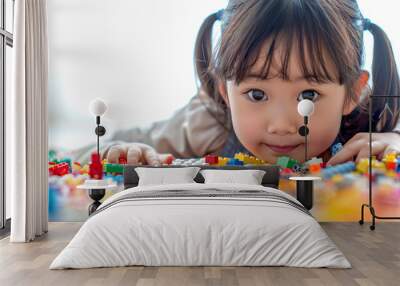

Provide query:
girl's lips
left=265, top=143, right=301, bottom=153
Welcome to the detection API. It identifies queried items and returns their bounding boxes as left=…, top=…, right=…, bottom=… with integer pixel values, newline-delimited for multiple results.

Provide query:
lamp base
left=88, top=188, right=106, bottom=215
left=359, top=203, right=400, bottom=231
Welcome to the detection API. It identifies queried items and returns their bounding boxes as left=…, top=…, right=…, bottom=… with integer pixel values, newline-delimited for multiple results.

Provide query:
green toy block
left=104, top=163, right=124, bottom=174
left=48, top=150, right=57, bottom=162
left=59, top=158, right=71, bottom=168
left=276, top=156, right=298, bottom=168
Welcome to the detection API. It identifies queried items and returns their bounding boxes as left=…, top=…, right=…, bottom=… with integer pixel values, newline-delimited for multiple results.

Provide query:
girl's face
left=220, top=40, right=359, bottom=164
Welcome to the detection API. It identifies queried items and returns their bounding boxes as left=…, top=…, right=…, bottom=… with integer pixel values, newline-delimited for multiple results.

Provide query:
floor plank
left=0, top=222, right=399, bottom=286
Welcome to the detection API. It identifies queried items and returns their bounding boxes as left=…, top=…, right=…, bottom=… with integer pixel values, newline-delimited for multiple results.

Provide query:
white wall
left=358, top=0, right=400, bottom=82
left=48, top=0, right=400, bottom=150
left=48, top=0, right=227, bottom=150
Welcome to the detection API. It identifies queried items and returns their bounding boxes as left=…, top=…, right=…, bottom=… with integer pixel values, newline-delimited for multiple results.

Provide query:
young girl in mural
left=75, top=0, right=400, bottom=166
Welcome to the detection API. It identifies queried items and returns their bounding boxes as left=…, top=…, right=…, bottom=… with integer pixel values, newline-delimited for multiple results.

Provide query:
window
left=0, top=0, right=14, bottom=234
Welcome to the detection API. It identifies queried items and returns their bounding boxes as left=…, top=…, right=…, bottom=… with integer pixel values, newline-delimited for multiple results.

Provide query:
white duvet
left=50, top=183, right=351, bottom=269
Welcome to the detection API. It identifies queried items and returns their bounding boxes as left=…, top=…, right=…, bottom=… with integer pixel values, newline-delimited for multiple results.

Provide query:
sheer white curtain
left=9, top=0, right=48, bottom=242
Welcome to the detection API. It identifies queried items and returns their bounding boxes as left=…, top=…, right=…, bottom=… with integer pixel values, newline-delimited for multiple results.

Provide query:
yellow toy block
left=234, top=152, right=252, bottom=164
left=217, top=157, right=229, bottom=166
left=255, top=158, right=265, bottom=165
left=249, top=156, right=257, bottom=164
left=331, top=174, right=344, bottom=183
left=386, top=170, right=397, bottom=178
left=80, top=164, right=89, bottom=174
left=383, top=152, right=397, bottom=161
left=356, top=158, right=370, bottom=173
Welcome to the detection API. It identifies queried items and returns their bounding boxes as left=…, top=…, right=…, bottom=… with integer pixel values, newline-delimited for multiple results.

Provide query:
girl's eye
left=245, top=89, right=268, bottom=102
left=297, top=89, right=320, bottom=102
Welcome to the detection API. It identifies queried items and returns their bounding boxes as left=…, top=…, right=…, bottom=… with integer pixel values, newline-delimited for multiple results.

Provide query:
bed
left=50, top=165, right=350, bottom=269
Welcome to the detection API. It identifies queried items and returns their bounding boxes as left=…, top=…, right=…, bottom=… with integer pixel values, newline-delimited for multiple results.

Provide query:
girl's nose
left=266, top=110, right=299, bottom=136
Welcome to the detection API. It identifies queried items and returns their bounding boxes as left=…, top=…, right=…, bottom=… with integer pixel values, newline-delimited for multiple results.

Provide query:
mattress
left=50, top=183, right=351, bottom=269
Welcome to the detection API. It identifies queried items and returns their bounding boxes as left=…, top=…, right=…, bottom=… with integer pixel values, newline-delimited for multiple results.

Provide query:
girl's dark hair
left=194, top=0, right=400, bottom=142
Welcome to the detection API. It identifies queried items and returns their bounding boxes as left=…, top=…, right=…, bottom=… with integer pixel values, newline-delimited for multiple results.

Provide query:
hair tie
left=215, top=9, right=224, bottom=21
left=363, top=18, right=372, bottom=31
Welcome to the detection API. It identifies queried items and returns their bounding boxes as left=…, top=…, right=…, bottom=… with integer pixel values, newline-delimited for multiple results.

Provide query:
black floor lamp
left=359, top=94, right=400, bottom=230
left=89, top=98, right=107, bottom=156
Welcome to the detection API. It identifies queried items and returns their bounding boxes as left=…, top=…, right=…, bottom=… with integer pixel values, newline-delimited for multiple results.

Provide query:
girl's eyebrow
left=245, top=72, right=308, bottom=82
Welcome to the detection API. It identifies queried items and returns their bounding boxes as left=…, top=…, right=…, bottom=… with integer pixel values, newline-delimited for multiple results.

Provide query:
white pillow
left=200, top=169, right=266, bottom=185
left=135, top=167, right=200, bottom=186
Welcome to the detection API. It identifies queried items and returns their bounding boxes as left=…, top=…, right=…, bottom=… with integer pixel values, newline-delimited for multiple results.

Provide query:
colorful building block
left=291, top=163, right=303, bottom=173
left=234, top=153, right=253, bottom=164
left=281, top=168, right=294, bottom=175
left=205, top=155, right=219, bottom=165
left=72, top=162, right=82, bottom=173
left=164, top=155, right=174, bottom=165
left=304, top=157, right=323, bottom=167
left=89, top=152, right=103, bottom=179
left=104, top=163, right=124, bottom=174
left=227, top=158, right=244, bottom=166
left=356, top=157, right=386, bottom=174
left=322, top=161, right=356, bottom=179
left=217, top=157, right=229, bottom=166
left=118, top=155, right=127, bottom=165
left=309, top=163, right=321, bottom=174
left=276, top=156, right=298, bottom=169
left=48, top=150, right=57, bottom=162
left=330, top=143, right=343, bottom=156
left=49, top=162, right=69, bottom=176
left=80, top=164, right=89, bottom=175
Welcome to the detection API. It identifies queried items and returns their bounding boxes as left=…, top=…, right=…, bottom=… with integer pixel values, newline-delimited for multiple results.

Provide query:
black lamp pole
left=304, top=116, right=308, bottom=162
left=359, top=95, right=400, bottom=230
left=95, top=116, right=106, bottom=157
left=298, top=117, right=310, bottom=163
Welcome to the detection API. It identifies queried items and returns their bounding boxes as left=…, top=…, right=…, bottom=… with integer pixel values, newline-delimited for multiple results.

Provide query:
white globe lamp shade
left=89, top=98, right=107, bottom=117
left=297, top=99, right=314, bottom=117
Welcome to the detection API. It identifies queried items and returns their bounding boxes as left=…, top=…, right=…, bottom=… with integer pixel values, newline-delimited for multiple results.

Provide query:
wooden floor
left=0, top=222, right=399, bottom=286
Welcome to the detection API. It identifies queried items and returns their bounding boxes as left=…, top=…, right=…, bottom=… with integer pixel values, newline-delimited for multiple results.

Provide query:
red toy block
left=118, top=155, right=127, bottom=165
left=205, top=155, right=219, bottom=164
left=386, top=161, right=397, bottom=171
left=320, top=162, right=327, bottom=168
left=91, top=152, right=101, bottom=163
left=165, top=154, right=174, bottom=165
left=281, top=168, right=293, bottom=174
left=48, top=166, right=55, bottom=176
left=89, top=152, right=103, bottom=179
left=50, top=162, right=69, bottom=176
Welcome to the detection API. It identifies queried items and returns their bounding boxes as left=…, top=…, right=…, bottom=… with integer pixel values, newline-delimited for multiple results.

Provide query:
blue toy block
left=322, top=161, right=355, bottom=179
left=397, top=163, right=400, bottom=173
left=227, top=158, right=244, bottom=166
left=331, top=143, right=343, bottom=156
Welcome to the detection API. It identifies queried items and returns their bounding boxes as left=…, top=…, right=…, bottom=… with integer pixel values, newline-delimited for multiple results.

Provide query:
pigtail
left=194, top=11, right=221, bottom=99
left=366, top=20, right=400, bottom=131
left=194, top=10, right=230, bottom=130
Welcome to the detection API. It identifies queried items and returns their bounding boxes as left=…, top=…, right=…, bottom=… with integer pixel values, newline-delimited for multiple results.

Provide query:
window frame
left=0, top=0, right=14, bottom=234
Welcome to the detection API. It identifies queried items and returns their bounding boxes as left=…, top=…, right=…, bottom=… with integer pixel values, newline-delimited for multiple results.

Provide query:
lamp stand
left=298, top=117, right=309, bottom=163
left=359, top=95, right=400, bottom=230
left=94, top=115, right=106, bottom=157
left=304, top=117, right=308, bottom=162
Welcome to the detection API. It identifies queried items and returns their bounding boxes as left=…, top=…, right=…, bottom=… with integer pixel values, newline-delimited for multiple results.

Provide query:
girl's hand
left=326, top=132, right=400, bottom=166
left=105, top=143, right=175, bottom=165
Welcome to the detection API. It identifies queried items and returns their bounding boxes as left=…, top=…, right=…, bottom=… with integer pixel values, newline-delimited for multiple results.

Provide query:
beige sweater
left=71, top=91, right=230, bottom=164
